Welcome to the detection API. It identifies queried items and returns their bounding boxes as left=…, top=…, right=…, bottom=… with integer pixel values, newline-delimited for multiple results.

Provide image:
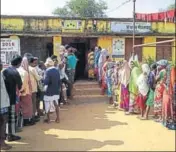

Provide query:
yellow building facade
left=1, top=15, right=175, bottom=62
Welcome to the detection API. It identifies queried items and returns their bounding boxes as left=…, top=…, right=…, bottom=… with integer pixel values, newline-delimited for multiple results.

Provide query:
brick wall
left=20, top=36, right=53, bottom=61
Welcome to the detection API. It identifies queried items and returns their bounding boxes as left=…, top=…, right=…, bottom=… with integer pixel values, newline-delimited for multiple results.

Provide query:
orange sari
left=162, top=67, right=175, bottom=125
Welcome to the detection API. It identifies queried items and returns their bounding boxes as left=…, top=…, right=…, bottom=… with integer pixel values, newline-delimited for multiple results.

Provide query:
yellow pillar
left=53, top=36, right=62, bottom=63
left=97, top=36, right=112, bottom=54
left=142, top=36, right=156, bottom=61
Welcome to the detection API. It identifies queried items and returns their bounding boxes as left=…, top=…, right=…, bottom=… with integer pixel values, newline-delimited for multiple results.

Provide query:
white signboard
left=111, top=22, right=152, bottom=33
left=1, top=38, right=21, bottom=67
left=112, top=38, right=125, bottom=56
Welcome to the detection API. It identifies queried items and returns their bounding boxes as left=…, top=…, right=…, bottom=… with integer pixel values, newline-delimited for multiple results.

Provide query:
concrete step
left=73, top=94, right=108, bottom=101
left=74, top=81, right=100, bottom=89
left=74, top=83, right=100, bottom=89
left=75, top=88, right=101, bottom=96
left=73, top=95, right=109, bottom=104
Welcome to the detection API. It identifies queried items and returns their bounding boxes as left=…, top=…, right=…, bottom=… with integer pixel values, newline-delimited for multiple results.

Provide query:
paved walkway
left=8, top=101, right=175, bottom=151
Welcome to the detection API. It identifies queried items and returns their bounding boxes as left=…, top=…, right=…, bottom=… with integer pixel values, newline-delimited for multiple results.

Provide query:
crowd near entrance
left=62, top=37, right=98, bottom=80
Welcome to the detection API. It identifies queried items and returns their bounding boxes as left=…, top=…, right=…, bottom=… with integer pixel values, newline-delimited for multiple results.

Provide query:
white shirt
left=60, top=65, right=68, bottom=80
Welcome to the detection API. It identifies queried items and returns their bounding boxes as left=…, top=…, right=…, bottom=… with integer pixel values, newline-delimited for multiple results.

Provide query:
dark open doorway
left=70, top=42, right=87, bottom=80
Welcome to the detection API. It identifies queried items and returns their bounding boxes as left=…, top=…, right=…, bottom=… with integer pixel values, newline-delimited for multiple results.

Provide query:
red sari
left=154, top=81, right=165, bottom=115
left=162, top=67, right=175, bottom=124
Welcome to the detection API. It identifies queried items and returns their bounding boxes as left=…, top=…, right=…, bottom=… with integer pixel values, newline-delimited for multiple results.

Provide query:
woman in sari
left=98, top=49, right=108, bottom=84
left=111, top=62, right=120, bottom=107
left=126, top=61, right=142, bottom=115
left=17, top=57, right=34, bottom=126
left=154, top=68, right=167, bottom=122
left=136, top=64, right=150, bottom=118
left=119, top=60, right=131, bottom=112
left=166, top=66, right=176, bottom=129
left=87, top=48, right=95, bottom=80
left=105, top=60, right=114, bottom=104
left=101, top=55, right=110, bottom=95
left=162, top=66, right=176, bottom=127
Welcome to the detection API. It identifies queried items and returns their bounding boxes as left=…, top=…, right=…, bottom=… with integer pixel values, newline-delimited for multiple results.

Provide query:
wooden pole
left=133, top=39, right=175, bottom=48
left=132, top=0, right=136, bottom=58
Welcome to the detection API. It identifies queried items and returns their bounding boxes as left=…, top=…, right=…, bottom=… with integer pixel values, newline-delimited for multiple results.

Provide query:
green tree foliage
left=159, top=1, right=175, bottom=12
left=167, top=3, right=175, bottom=10
left=52, top=0, right=108, bottom=17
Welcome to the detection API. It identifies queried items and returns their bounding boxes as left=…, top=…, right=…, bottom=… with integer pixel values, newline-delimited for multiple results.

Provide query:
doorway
left=70, top=42, right=87, bottom=80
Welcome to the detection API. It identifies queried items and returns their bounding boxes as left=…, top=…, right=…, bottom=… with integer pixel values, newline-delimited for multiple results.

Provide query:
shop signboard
left=111, top=22, right=152, bottom=33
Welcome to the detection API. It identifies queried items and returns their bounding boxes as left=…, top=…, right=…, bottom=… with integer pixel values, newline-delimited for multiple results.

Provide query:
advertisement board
left=0, top=38, right=21, bottom=67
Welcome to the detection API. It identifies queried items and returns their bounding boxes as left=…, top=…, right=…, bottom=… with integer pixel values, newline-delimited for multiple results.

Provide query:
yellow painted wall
left=97, top=37, right=112, bottom=54
left=142, top=37, right=156, bottom=61
left=47, top=19, right=62, bottom=31
left=97, top=21, right=110, bottom=32
left=53, top=36, right=62, bottom=63
left=10, top=35, right=19, bottom=40
left=1, top=18, right=24, bottom=31
left=152, top=22, right=176, bottom=33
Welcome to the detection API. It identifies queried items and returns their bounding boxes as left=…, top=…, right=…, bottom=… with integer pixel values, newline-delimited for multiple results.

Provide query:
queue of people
left=0, top=45, right=77, bottom=150
left=90, top=46, right=176, bottom=131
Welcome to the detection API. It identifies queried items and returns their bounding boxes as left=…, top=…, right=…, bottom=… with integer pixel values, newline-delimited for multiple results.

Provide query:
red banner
left=135, top=9, right=175, bottom=22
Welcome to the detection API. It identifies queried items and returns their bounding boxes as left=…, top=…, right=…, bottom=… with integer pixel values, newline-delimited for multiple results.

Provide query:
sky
left=1, top=0, right=174, bottom=18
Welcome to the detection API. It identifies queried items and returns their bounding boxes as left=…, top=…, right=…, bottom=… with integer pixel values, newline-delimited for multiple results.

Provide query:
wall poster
left=0, top=37, right=21, bottom=68
left=112, top=38, right=125, bottom=58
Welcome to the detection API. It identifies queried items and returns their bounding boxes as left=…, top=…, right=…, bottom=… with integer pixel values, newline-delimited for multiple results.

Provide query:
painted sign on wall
left=62, top=20, right=85, bottom=33
left=0, top=37, right=21, bottom=67
left=97, top=21, right=110, bottom=32
left=47, top=19, right=62, bottom=32
left=1, top=18, right=24, bottom=31
left=112, top=38, right=125, bottom=57
left=111, top=22, right=152, bottom=33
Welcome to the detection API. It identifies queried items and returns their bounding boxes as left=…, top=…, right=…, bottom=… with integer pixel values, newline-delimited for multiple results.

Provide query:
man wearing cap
left=3, top=55, right=23, bottom=142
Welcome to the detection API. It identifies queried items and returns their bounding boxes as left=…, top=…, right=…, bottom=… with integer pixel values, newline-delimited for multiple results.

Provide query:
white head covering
left=59, top=45, right=65, bottom=55
left=45, top=58, right=54, bottom=68
left=98, top=49, right=108, bottom=64
left=136, top=74, right=149, bottom=96
left=95, top=46, right=98, bottom=51
left=120, top=60, right=131, bottom=87
left=142, top=64, right=150, bottom=76
left=136, top=64, right=150, bottom=96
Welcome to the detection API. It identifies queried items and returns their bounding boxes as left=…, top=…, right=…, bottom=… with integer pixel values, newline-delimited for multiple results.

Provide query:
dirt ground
left=7, top=101, right=175, bottom=151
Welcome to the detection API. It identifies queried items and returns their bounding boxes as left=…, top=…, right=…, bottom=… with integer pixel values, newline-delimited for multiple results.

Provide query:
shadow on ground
left=10, top=134, right=124, bottom=151
left=8, top=103, right=126, bottom=151
left=41, top=103, right=128, bottom=131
